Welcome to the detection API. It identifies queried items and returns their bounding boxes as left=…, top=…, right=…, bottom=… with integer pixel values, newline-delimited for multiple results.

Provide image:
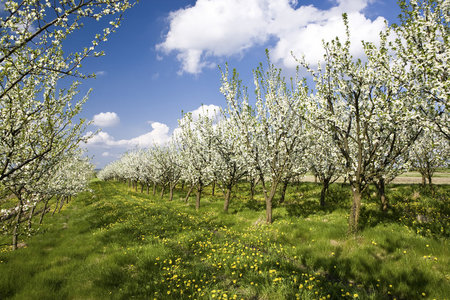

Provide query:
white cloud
left=173, top=104, right=222, bottom=139
left=84, top=131, right=116, bottom=146
left=157, top=0, right=386, bottom=74
left=96, top=70, right=107, bottom=76
left=125, top=122, right=171, bottom=147
left=86, top=104, right=221, bottom=156
left=85, top=122, right=171, bottom=149
left=190, top=104, right=221, bottom=121
left=272, top=12, right=386, bottom=68
left=92, top=112, right=120, bottom=127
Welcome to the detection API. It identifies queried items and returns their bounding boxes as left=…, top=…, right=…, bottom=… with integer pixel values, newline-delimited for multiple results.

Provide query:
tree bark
left=375, top=178, right=388, bottom=212
left=52, top=196, right=60, bottom=216
left=27, top=203, right=36, bottom=230
left=320, top=179, right=330, bottom=207
left=39, top=199, right=49, bottom=225
left=12, top=201, right=23, bottom=250
left=146, top=183, right=150, bottom=194
left=279, top=180, right=288, bottom=204
left=153, top=182, right=157, bottom=196
left=160, top=184, right=165, bottom=199
left=223, top=185, right=232, bottom=212
left=169, top=183, right=175, bottom=201
left=195, top=183, right=203, bottom=210
left=211, top=180, right=216, bottom=196
left=349, top=186, right=362, bottom=234
left=250, top=179, right=255, bottom=200
left=185, top=185, right=194, bottom=202
left=141, top=182, right=144, bottom=193
left=261, top=178, right=278, bottom=224
left=58, top=196, right=65, bottom=213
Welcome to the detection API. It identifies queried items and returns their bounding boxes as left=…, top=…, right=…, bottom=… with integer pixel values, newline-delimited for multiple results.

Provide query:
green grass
left=0, top=180, right=449, bottom=299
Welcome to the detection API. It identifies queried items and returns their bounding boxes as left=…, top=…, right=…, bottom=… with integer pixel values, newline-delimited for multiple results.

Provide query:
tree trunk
left=320, top=179, right=330, bottom=207
left=146, top=183, right=150, bottom=194
left=160, top=184, right=165, bottom=199
left=421, top=174, right=426, bottom=186
left=341, top=177, right=347, bottom=187
left=261, top=179, right=278, bottom=224
left=27, top=203, right=36, bottom=230
left=12, top=201, right=23, bottom=250
left=134, top=181, right=138, bottom=192
left=195, top=183, right=203, bottom=210
left=141, top=182, right=144, bottom=193
left=153, top=182, right=157, bottom=196
left=52, top=196, right=60, bottom=216
left=185, top=185, right=194, bottom=202
left=250, top=179, right=255, bottom=200
left=181, top=181, right=185, bottom=191
left=279, top=180, right=288, bottom=204
left=376, top=178, right=388, bottom=212
left=223, top=185, right=232, bottom=212
left=212, top=181, right=216, bottom=196
left=39, top=200, right=49, bottom=225
left=349, top=186, right=362, bottom=234
left=169, top=183, right=175, bottom=201
left=58, top=196, right=65, bottom=213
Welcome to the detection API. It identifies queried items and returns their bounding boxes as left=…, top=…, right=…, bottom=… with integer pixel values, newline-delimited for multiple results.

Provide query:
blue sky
left=79, top=0, right=401, bottom=168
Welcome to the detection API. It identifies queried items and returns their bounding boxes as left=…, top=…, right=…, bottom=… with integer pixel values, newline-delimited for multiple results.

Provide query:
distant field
left=301, top=172, right=450, bottom=185
left=0, top=180, right=448, bottom=299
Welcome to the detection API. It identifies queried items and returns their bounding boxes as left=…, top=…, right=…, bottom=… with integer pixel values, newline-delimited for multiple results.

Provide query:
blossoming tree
left=298, top=15, right=423, bottom=232
left=221, top=58, right=309, bottom=223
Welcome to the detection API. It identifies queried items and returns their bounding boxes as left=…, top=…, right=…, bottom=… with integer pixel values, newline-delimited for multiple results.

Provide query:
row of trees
left=0, top=0, right=136, bottom=249
left=99, top=0, right=448, bottom=233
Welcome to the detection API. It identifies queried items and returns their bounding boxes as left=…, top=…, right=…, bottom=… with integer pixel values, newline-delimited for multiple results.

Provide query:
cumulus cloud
left=125, top=122, right=171, bottom=147
left=190, top=104, right=221, bottom=121
left=85, top=122, right=171, bottom=149
left=96, top=70, right=107, bottom=76
left=157, top=0, right=386, bottom=74
left=172, top=104, right=222, bottom=139
left=92, top=112, right=120, bottom=127
left=86, top=104, right=221, bottom=153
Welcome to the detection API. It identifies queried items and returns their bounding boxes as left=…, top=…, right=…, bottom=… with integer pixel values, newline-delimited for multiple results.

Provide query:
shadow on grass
left=306, top=242, right=431, bottom=299
left=285, top=183, right=351, bottom=218
left=359, top=184, right=450, bottom=238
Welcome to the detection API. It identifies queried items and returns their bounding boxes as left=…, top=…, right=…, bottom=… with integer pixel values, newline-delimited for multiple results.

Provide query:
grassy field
left=0, top=180, right=449, bottom=299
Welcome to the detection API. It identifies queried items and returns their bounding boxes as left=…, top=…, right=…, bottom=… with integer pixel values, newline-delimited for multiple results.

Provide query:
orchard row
left=99, top=3, right=449, bottom=233
left=0, top=1, right=137, bottom=249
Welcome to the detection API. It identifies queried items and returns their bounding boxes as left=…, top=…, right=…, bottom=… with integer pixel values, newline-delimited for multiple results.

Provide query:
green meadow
left=0, top=180, right=449, bottom=299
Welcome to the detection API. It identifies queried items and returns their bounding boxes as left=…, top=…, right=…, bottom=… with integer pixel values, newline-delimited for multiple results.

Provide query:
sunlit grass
left=0, top=180, right=448, bottom=299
